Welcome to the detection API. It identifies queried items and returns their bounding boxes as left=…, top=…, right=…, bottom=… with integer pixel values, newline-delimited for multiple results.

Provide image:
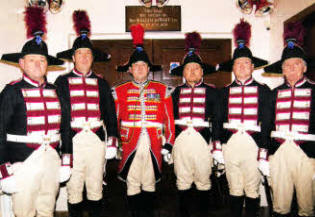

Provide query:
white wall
left=0, top=0, right=27, bottom=91
left=0, top=0, right=273, bottom=90
left=1, top=0, right=314, bottom=90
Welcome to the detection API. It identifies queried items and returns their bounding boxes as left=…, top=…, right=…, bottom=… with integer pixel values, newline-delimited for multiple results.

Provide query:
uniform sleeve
left=261, top=88, right=277, bottom=155
left=100, top=80, right=118, bottom=138
left=212, top=88, right=224, bottom=151
left=258, top=85, right=272, bottom=150
left=58, top=95, right=72, bottom=154
left=0, top=85, right=17, bottom=164
left=212, top=88, right=224, bottom=142
left=206, top=87, right=217, bottom=142
left=163, top=86, right=175, bottom=145
left=171, top=87, right=179, bottom=120
left=54, top=76, right=70, bottom=104
left=54, top=76, right=73, bottom=154
left=111, top=87, right=121, bottom=132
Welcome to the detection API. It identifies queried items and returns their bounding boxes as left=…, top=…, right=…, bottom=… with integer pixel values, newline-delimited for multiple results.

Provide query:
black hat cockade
left=216, top=19, right=268, bottom=72
left=56, top=10, right=111, bottom=62
left=1, top=6, right=63, bottom=67
left=170, top=32, right=215, bottom=76
left=263, top=22, right=306, bottom=76
left=116, top=24, right=161, bottom=72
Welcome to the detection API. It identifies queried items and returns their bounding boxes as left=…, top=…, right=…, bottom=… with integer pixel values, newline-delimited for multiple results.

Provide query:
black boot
left=127, top=194, right=142, bottom=217
left=197, top=190, right=210, bottom=217
left=230, top=195, right=244, bottom=217
left=178, top=189, right=192, bottom=217
left=245, top=197, right=260, bottom=217
left=272, top=212, right=290, bottom=217
left=141, top=191, right=155, bottom=217
left=68, top=202, right=83, bottom=217
left=88, top=199, right=103, bottom=217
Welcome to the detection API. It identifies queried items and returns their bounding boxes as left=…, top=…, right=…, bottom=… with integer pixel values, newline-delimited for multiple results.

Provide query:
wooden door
left=91, top=39, right=231, bottom=88
left=285, top=4, right=315, bottom=81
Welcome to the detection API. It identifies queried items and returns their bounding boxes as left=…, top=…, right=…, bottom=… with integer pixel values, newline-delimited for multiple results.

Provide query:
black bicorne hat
left=281, top=40, right=306, bottom=63
left=170, top=32, right=215, bottom=76
left=1, top=6, right=63, bottom=66
left=263, top=22, right=306, bottom=76
left=216, top=19, right=268, bottom=72
left=56, top=10, right=111, bottom=62
left=116, top=24, right=161, bottom=72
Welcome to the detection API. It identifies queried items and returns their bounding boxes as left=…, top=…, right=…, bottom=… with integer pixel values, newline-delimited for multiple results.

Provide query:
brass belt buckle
left=83, top=121, right=91, bottom=132
left=237, top=123, right=245, bottom=134
left=186, top=120, right=193, bottom=128
left=285, top=131, right=294, bottom=142
left=42, top=135, right=51, bottom=150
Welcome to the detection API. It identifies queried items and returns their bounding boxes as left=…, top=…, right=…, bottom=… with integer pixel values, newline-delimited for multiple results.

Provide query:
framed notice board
left=126, top=6, right=181, bottom=31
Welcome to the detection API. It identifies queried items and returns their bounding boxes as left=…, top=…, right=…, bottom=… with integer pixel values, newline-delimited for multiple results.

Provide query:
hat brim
left=0, top=59, right=65, bottom=71
left=170, top=63, right=215, bottom=76
left=252, top=57, right=269, bottom=69
left=262, top=60, right=282, bottom=76
left=1, top=53, right=64, bottom=66
left=262, top=58, right=314, bottom=77
left=57, top=48, right=111, bottom=62
left=216, top=59, right=233, bottom=72
left=216, top=56, right=268, bottom=72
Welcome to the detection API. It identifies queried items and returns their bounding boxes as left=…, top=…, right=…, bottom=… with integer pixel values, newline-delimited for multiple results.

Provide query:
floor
left=55, top=160, right=282, bottom=217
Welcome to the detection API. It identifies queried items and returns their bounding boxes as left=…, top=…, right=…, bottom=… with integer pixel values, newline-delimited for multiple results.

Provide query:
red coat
left=113, top=80, right=175, bottom=181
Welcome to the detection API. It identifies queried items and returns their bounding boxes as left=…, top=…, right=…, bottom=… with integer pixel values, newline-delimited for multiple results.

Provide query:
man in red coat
left=113, top=24, right=175, bottom=217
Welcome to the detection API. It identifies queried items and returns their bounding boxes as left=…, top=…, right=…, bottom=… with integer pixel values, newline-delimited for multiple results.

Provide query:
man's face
left=282, top=58, right=307, bottom=85
left=183, top=62, right=203, bottom=84
left=129, top=61, right=150, bottom=83
left=19, top=54, right=48, bottom=82
left=233, top=57, right=254, bottom=81
left=72, top=48, right=93, bottom=73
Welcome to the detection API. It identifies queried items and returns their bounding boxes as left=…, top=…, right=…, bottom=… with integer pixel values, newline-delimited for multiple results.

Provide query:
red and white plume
left=130, top=24, right=144, bottom=47
left=233, top=19, right=251, bottom=47
left=185, top=32, right=202, bottom=54
left=283, top=21, right=305, bottom=47
left=24, top=6, right=47, bottom=38
left=72, top=10, right=91, bottom=36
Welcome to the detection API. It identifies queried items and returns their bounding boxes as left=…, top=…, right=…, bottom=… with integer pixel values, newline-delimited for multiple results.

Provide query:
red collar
left=23, top=74, right=46, bottom=88
left=285, top=76, right=306, bottom=88
left=185, top=79, right=203, bottom=88
left=235, top=76, right=253, bottom=86
left=73, top=68, right=92, bottom=77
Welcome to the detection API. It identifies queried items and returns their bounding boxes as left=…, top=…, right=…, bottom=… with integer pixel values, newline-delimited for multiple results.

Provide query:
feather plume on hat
left=185, top=32, right=202, bottom=54
left=283, top=21, right=305, bottom=47
left=24, top=6, right=47, bottom=38
left=130, top=24, right=145, bottom=47
left=233, top=19, right=251, bottom=48
left=73, top=10, right=91, bottom=36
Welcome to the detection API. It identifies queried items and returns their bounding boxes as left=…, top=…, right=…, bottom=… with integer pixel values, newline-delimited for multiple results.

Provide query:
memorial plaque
left=126, top=6, right=181, bottom=31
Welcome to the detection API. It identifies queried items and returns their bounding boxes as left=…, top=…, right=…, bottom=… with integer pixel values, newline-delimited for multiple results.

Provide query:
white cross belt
left=175, top=119, right=210, bottom=128
left=71, top=120, right=103, bottom=130
left=121, top=121, right=163, bottom=128
left=271, top=131, right=315, bottom=142
left=6, top=133, right=60, bottom=145
left=223, top=122, right=261, bottom=132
